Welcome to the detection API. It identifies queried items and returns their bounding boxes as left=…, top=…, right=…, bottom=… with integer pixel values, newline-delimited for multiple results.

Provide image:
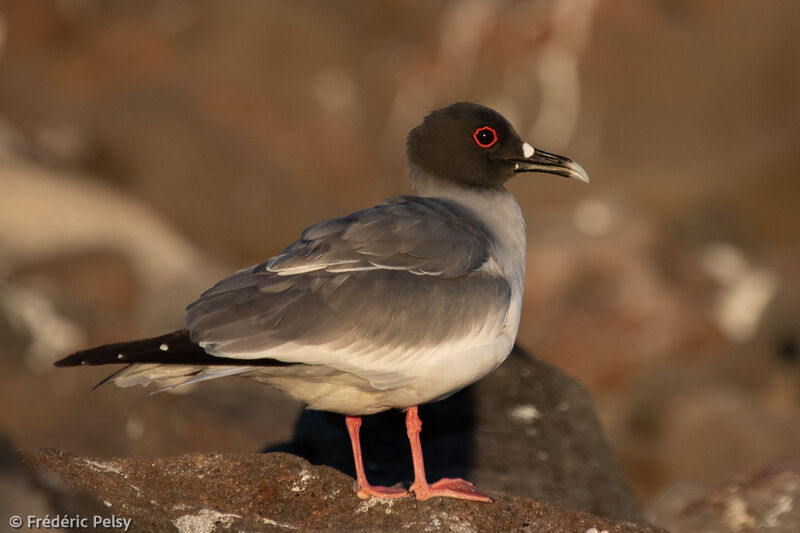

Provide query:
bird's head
left=407, top=102, right=589, bottom=188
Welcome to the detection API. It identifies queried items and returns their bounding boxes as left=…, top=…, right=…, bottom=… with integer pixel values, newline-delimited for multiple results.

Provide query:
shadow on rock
left=268, top=345, right=643, bottom=522
left=266, top=380, right=475, bottom=490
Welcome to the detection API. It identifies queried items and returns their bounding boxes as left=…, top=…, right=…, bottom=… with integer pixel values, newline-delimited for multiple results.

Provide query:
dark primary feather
left=185, top=196, right=511, bottom=359
left=54, top=329, right=296, bottom=367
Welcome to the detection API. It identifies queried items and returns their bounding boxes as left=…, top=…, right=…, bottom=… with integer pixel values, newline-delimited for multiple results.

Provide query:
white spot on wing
left=522, top=142, right=535, bottom=158
left=159, top=343, right=169, bottom=351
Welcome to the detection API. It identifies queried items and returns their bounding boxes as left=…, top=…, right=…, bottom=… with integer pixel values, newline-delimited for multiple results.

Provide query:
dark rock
left=20, top=449, right=665, bottom=533
left=647, top=458, right=800, bottom=533
left=0, top=433, right=53, bottom=522
left=0, top=432, right=107, bottom=525
left=614, top=284, right=800, bottom=497
left=474, top=346, right=642, bottom=521
left=270, top=345, right=643, bottom=522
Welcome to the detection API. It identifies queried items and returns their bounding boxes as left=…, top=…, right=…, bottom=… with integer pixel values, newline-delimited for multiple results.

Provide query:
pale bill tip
left=522, top=142, right=535, bottom=159
left=570, top=160, right=591, bottom=184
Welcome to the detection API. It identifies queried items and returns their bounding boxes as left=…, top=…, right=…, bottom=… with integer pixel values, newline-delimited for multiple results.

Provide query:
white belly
left=251, top=287, right=523, bottom=415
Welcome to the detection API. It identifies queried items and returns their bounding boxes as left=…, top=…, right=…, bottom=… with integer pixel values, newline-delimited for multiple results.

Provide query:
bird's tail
left=55, top=329, right=263, bottom=367
left=54, top=329, right=294, bottom=390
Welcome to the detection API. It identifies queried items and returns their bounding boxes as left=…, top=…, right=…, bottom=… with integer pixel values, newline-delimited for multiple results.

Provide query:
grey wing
left=263, top=196, right=490, bottom=278
left=185, top=197, right=511, bottom=387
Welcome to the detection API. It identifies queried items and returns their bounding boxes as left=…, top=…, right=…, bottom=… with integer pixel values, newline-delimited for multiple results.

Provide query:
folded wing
left=185, top=196, right=511, bottom=388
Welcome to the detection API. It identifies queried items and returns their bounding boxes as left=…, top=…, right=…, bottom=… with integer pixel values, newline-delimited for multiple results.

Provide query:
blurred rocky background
left=0, top=0, right=798, bottom=531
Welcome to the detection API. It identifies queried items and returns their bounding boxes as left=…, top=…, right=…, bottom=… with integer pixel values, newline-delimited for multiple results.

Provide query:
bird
left=55, top=102, right=589, bottom=502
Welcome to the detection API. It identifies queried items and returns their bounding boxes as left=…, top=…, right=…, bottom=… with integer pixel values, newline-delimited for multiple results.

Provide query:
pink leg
left=345, top=415, right=408, bottom=499
left=406, top=406, right=492, bottom=502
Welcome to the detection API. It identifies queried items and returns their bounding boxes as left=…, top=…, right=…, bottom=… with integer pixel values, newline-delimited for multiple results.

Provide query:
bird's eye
left=473, top=126, right=497, bottom=148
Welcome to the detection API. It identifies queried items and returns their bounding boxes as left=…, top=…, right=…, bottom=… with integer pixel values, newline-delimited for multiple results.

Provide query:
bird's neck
left=409, top=166, right=525, bottom=232
left=409, top=166, right=527, bottom=288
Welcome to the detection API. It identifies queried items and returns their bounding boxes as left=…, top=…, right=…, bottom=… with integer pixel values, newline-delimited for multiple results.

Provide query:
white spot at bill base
left=522, top=142, right=535, bottom=158
left=159, top=343, right=169, bottom=351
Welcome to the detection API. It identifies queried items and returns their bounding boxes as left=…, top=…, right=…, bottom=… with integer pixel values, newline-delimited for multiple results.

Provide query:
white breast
left=409, top=177, right=528, bottom=393
left=414, top=176, right=527, bottom=314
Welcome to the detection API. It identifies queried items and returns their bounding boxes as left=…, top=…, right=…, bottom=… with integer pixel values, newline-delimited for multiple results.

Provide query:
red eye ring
left=473, top=126, right=498, bottom=148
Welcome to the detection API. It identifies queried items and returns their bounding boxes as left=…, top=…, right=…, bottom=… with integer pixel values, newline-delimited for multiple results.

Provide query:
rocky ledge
left=18, top=450, right=664, bottom=533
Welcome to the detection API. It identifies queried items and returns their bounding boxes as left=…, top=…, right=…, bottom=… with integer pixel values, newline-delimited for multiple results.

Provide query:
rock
left=0, top=432, right=106, bottom=528
left=647, top=458, right=800, bottom=533
left=270, top=346, right=643, bottom=522
left=473, top=346, right=642, bottom=521
left=0, top=434, right=52, bottom=524
left=20, top=449, right=665, bottom=533
left=612, top=284, right=800, bottom=498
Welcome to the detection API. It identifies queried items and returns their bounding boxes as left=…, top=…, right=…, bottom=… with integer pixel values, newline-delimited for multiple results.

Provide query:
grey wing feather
left=263, top=196, right=490, bottom=278
left=185, top=196, right=510, bottom=385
